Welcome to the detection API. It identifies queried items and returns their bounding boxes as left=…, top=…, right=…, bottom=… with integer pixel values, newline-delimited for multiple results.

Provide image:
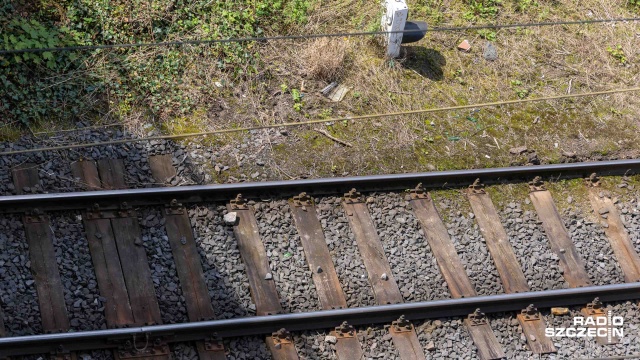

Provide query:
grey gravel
left=366, top=192, right=451, bottom=301
left=315, top=197, right=375, bottom=307
left=619, top=194, right=640, bottom=255
left=415, top=318, right=478, bottom=359
left=0, top=215, right=42, bottom=336
left=225, top=336, right=271, bottom=360
left=359, top=325, right=401, bottom=360
left=295, top=330, right=337, bottom=360
left=190, top=204, right=255, bottom=318
left=139, top=208, right=188, bottom=325
left=171, top=342, right=198, bottom=360
left=561, top=207, right=625, bottom=285
left=546, top=302, right=640, bottom=359
left=500, top=201, right=566, bottom=291
left=50, top=213, right=106, bottom=331
left=254, top=200, right=321, bottom=313
left=433, top=194, right=504, bottom=296
left=76, top=350, right=113, bottom=360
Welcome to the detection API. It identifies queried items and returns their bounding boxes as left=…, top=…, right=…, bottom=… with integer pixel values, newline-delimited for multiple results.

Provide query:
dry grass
left=249, top=0, right=640, bottom=179
left=14, top=0, right=639, bottom=181
left=302, top=38, right=351, bottom=81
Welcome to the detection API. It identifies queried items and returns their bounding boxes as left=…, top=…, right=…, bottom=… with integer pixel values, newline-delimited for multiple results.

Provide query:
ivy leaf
left=42, top=51, right=54, bottom=60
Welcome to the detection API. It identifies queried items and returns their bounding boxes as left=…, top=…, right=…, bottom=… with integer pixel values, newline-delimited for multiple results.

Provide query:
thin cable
left=1, top=17, right=638, bottom=55
left=1, top=87, right=638, bottom=157
left=32, top=123, right=123, bottom=135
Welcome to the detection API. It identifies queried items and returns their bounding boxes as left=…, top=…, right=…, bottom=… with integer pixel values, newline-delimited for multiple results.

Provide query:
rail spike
left=520, top=304, right=541, bottom=321
left=335, top=321, right=356, bottom=338
left=528, top=176, right=546, bottom=192
left=291, top=192, right=313, bottom=207
left=271, top=328, right=293, bottom=349
left=584, top=297, right=605, bottom=316
left=468, top=308, right=488, bottom=326
left=343, top=188, right=363, bottom=203
left=587, top=173, right=601, bottom=187
left=468, top=178, right=485, bottom=194
left=230, top=193, right=248, bottom=210
left=409, top=183, right=430, bottom=200
left=391, top=315, right=413, bottom=333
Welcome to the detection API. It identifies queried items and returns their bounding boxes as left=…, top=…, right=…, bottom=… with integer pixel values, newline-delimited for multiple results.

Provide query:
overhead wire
left=1, top=87, right=638, bottom=156
left=1, top=17, right=639, bottom=55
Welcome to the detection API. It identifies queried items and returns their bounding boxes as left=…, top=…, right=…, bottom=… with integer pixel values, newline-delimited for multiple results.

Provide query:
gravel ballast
left=189, top=204, right=255, bottom=318
left=433, top=194, right=504, bottom=296
left=315, top=197, right=375, bottom=308
left=562, top=207, right=625, bottom=285
left=500, top=201, right=566, bottom=291
left=0, top=215, right=42, bottom=336
left=253, top=200, right=321, bottom=313
left=138, top=208, right=189, bottom=325
left=50, top=213, right=106, bottom=331
left=366, top=192, right=451, bottom=302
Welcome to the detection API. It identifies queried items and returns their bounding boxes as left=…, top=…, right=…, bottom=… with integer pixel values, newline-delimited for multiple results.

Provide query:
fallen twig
left=314, top=128, right=353, bottom=147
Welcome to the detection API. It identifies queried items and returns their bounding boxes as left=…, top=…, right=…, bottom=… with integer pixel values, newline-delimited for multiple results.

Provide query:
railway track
left=0, top=157, right=639, bottom=359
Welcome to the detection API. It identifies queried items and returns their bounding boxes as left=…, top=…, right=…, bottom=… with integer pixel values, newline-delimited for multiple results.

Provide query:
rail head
left=0, top=282, right=638, bottom=357
left=1, top=159, right=639, bottom=213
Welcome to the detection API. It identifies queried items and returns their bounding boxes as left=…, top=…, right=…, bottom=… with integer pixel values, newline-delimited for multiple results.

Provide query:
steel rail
left=1, top=159, right=638, bottom=213
left=0, top=283, right=638, bottom=356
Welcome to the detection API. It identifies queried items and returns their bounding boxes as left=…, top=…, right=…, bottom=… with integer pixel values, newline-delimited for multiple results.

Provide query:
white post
left=381, top=0, right=408, bottom=58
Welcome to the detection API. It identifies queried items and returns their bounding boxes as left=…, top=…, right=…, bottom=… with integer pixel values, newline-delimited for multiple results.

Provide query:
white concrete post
left=381, top=0, right=408, bottom=58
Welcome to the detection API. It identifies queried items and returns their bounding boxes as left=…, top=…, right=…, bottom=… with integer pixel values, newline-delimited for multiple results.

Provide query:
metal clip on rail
left=520, top=304, right=541, bottom=322
left=390, top=315, right=414, bottom=334
left=586, top=173, right=601, bottom=187
left=271, top=328, right=293, bottom=350
left=164, top=199, right=185, bottom=215
left=116, top=333, right=170, bottom=359
left=409, top=183, right=430, bottom=200
left=335, top=321, right=356, bottom=339
left=528, top=176, right=546, bottom=192
left=467, top=309, right=488, bottom=326
left=230, top=193, right=248, bottom=210
left=468, top=179, right=486, bottom=194
left=291, top=192, right=313, bottom=207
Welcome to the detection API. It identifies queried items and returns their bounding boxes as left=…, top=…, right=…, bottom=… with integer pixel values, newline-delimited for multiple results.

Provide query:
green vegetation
left=463, top=0, right=502, bottom=21
left=607, top=45, right=628, bottom=65
left=0, top=0, right=313, bottom=127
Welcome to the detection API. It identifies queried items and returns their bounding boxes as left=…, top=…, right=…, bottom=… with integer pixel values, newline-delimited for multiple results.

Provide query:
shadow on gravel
left=402, top=46, right=446, bottom=81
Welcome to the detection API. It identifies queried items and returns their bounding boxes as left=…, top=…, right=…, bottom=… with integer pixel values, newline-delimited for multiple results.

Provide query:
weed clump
left=302, top=38, right=350, bottom=82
